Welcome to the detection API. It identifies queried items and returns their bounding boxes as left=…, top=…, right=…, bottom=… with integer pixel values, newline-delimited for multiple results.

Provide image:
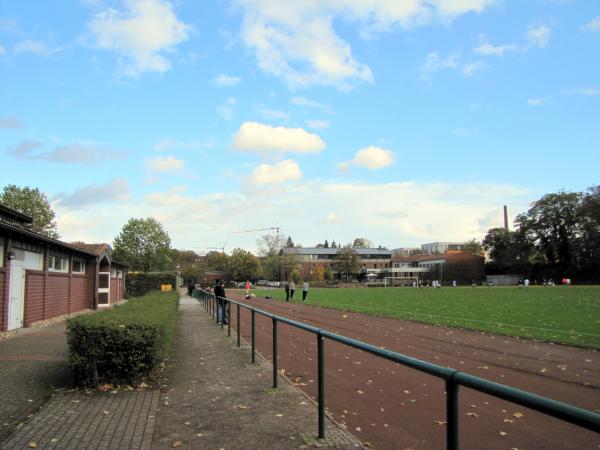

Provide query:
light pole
left=176, top=264, right=181, bottom=293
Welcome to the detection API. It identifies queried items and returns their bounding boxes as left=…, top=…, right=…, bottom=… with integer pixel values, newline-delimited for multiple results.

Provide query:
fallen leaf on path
left=434, top=421, right=447, bottom=425
left=499, top=431, right=508, bottom=436
left=503, top=419, right=514, bottom=423
left=355, top=427, right=362, bottom=432
left=27, top=443, right=37, bottom=449
left=172, top=441, right=183, bottom=448
left=512, top=412, right=524, bottom=419
left=466, top=412, right=479, bottom=418
left=357, top=390, right=364, bottom=395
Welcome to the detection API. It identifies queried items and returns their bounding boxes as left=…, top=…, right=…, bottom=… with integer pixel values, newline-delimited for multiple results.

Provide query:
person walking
left=289, top=281, right=296, bottom=299
left=284, top=282, right=290, bottom=302
left=302, top=281, right=309, bottom=301
left=245, top=280, right=251, bottom=295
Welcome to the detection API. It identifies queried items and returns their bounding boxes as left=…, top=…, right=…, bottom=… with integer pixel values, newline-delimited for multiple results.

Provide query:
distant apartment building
left=421, top=241, right=466, bottom=254
left=281, top=247, right=392, bottom=280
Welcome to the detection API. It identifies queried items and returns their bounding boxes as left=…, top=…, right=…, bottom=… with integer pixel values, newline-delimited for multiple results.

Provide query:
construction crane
left=233, top=226, right=281, bottom=234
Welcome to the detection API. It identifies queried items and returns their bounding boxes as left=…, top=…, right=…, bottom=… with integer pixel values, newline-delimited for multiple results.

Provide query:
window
left=49, top=255, right=68, bottom=272
left=111, top=267, right=117, bottom=277
left=117, top=269, right=123, bottom=279
left=72, top=259, right=86, bottom=274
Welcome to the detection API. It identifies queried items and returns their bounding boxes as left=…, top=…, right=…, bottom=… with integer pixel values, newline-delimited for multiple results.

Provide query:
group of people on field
left=283, top=281, right=309, bottom=302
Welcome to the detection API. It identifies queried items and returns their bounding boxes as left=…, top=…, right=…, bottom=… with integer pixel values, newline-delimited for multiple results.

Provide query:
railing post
left=227, top=300, right=231, bottom=336
left=446, top=379, right=459, bottom=450
left=317, top=333, right=325, bottom=439
left=237, top=304, right=241, bottom=348
left=272, top=318, right=278, bottom=389
left=251, top=310, right=256, bottom=364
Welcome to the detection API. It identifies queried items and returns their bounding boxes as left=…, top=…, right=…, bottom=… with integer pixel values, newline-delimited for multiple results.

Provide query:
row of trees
left=483, top=186, right=599, bottom=281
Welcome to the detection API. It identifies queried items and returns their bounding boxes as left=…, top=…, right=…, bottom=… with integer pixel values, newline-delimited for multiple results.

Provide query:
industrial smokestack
left=503, top=205, right=509, bottom=231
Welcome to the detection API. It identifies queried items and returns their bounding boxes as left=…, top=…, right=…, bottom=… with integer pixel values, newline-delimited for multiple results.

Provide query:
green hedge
left=125, top=272, right=176, bottom=297
left=67, top=291, right=178, bottom=387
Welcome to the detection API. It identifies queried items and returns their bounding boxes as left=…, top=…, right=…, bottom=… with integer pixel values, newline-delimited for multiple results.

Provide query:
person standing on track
left=245, top=280, right=251, bottom=295
left=284, top=282, right=290, bottom=302
left=289, top=280, right=296, bottom=299
left=302, top=281, right=309, bottom=301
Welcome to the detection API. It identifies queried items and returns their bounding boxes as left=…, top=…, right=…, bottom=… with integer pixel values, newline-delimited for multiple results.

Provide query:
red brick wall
left=24, top=271, right=92, bottom=326
left=24, top=271, right=45, bottom=325
left=69, top=276, right=88, bottom=312
left=0, top=269, right=6, bottom=331
left=44, top=273, right=70, bottom=319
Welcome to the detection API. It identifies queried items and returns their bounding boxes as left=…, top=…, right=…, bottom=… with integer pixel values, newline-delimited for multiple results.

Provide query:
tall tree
left=578, top=185, right=600, bottom=276
left=352, top=237, right=372, bottom=248
left=205, top=251, right=229, bottom=271
left=228, top=248, right=261, bottom=281
left=257, top=232, right=287, bottom=280
left=323, top=240, right=329, bottom=248
left=516, top=191, right=582, bottom=270
left=1, top=184, right=59, bottom=238
left=334, top=245, right=360, bottom=280
left=285, top=236, right=294, bottom=248
left=113, top=217, right=172, bottom=272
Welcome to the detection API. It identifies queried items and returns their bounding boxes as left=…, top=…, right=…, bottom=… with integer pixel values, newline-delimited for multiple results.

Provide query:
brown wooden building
left=0, top=204, right=126, bottom=332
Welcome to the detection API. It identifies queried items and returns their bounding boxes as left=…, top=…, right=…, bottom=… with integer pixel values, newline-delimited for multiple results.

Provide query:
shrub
left=67, top=291, right=178, bottom=387
left=125, top=272, right=176, bottom=297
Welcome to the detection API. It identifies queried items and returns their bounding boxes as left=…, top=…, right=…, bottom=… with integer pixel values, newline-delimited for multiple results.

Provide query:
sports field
left=261, top=285, right=600, bottom=348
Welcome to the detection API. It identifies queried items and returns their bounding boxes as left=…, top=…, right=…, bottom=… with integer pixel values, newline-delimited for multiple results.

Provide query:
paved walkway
left=0, top=321, right=71, bottom=442
left=0, top=298, right=362, bottom=449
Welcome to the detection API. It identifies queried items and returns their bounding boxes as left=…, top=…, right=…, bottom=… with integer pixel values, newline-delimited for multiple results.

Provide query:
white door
left=8, top=261, right=26, bottom=330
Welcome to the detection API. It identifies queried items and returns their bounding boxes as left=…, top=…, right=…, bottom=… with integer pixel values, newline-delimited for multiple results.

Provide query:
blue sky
left=1, top=0, right=599, bottom=253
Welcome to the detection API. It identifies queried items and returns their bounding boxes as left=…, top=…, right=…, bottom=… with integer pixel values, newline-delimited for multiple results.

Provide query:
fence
left=193, top=290, right=600, bottom=450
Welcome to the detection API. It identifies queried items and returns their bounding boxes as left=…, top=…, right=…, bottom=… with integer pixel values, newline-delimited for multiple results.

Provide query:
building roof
left=394, top=252, right=484, bottom=263
left=282, top=247, right=392, bottom=256
left=0, top=203, right=34, bottom=225
left=70, top=242, right=113, bottom=256
left=0, top=220, right=97, bottom=257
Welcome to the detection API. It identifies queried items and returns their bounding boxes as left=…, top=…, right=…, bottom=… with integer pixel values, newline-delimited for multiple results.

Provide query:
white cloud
left=14, top=40, right=60, bottom=56
left=217, top=97, right=237, bottom=121
left=145, top=185, right=192, bottom=206
left=473, top=42, right=518, bottom=56
left=421, top=51, right=459, bottom=72
left=318, top=212, right=343, bottom=224
left=462, top=61, right=485, bottom=77
left=291, top=96, right=327, bottom=109
left=341, top=145, right=394, bottom=171
left=232, top=121, right=325, bottom=155
left=235, top=0, right=498, bottom=89
left=145, top=155, right=184, bottom=171
left=214, top=73, right=241, bottom=86
left=561, top=86, right=599, bottom=97
left=56, top=178, right=131, bottom=208
left=527, top=24, right=551, bottom=49
left=248, top=159, right=303, bottom=187
left=581, top=17, right=600, bottom=32
left=0, top=116, right=24, bottom=129
left=8, top=140, right=125, bottom=163
left=0, top=44, right=5, bottom=55
left=527, top=98, right=546, bottom=106
left=258, top=105, right=290, bottom=121
left=305, top=119, right=330, bottom=130
left=87, top=0, right=190, bottom=77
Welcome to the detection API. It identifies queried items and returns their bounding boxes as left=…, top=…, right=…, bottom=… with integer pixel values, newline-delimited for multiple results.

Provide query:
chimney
left=503, top=205, right=509, bottom=231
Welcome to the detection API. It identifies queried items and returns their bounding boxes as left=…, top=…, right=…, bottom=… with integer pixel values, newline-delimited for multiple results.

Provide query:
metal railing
left=193, top=290, right=600, bottom=449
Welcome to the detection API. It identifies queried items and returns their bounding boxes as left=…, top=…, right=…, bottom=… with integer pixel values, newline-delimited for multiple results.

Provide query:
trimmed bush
left=125, top=272, right=176, bottom=297
left=67, top=291, right=178, bottom=387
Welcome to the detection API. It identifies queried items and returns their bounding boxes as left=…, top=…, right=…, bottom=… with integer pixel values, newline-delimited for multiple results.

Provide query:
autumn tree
left=113, top=217, right=172, bottom=271
left=334, top=245, right=360, bottom=281
left=229, top=248, right=261, bottom=281
left=1, top=184, right=59, bottom=238
left=312, top=263, right=325, bottom=281
left=205, top=250, right=229, bottom=271
left=352, top=237, right=372, bottom=248
left=257, top=232, right=287, bottom=280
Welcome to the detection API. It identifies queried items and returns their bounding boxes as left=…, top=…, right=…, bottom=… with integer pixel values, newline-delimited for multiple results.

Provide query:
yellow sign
left=161, top=284, right=172, bottom=292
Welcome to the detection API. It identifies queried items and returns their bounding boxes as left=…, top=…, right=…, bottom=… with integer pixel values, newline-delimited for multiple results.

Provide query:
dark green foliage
left=125, top=272, right=176, bottom=297
left=67, top=291, right=178, bottom=387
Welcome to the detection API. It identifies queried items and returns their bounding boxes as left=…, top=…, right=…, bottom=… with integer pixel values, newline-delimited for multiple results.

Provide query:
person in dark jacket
left=284, top=282, right=290, bottom=302
left=214, top=280, right=227, bottom=324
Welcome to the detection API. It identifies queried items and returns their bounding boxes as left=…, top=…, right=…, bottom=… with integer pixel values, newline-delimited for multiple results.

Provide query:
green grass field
left=261, top=286, right=600, bottom=348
